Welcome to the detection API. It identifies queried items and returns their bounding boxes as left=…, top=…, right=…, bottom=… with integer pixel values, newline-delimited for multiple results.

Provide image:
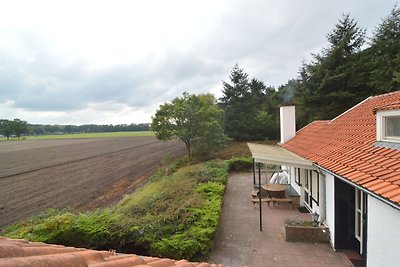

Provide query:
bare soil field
left=0, top=136, right=186, bottom=231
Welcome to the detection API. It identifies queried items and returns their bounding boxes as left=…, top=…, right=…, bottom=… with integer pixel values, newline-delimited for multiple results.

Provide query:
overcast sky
left=0, top=0, right=397, bottom=125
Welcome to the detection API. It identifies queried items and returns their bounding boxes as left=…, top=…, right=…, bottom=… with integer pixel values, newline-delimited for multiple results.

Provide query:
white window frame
left=304, top=170, right=312, bottom=209
left=376, top=110, right=400, bottom=143
left=355, top=189, right=364, bottom=254
left=303, top=170, right=319, bottom=209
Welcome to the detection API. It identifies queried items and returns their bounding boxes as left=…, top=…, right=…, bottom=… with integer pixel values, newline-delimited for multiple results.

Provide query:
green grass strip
left=1, top=131, right=154, bottom=141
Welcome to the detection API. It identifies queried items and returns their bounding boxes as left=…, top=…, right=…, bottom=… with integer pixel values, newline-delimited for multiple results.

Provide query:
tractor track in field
left=0, top=139, right=160, bottom=180
left=0, top=136, right=186, bottom=231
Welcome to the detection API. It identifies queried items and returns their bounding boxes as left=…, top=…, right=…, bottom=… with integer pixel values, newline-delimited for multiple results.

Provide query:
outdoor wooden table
left=262, top=183, right=287, bottom=198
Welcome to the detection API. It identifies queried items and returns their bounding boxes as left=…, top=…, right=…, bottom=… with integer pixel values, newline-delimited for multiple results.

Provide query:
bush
left=150, top=182, right=224, bottom=259
left=227, top=157, right=253, bottom=171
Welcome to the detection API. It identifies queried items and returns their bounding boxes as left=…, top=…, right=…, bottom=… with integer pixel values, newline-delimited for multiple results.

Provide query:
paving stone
left=210, top=172, right=353, bottom=267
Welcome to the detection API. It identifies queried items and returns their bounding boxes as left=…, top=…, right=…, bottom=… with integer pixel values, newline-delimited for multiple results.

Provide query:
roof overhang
left=247, top=143, right=317, bottom=170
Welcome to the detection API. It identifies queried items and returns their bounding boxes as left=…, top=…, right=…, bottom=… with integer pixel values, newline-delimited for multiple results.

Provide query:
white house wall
left=367, top=196, right=400, bottom=267
left=324, top=171, right=335, bottom=247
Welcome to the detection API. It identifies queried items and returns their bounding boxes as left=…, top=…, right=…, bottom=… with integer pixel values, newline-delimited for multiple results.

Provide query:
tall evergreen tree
left=369, top=5, right=400, bottom=92
left=296, top=14, right=367, bottom=123
left=219, top=65, right=278, bottom=141
left=220, top=65, right=254, bottom=140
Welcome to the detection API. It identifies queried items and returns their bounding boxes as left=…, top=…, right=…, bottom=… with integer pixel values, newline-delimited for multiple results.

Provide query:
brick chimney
left=280, top=106, right=296, bottom=144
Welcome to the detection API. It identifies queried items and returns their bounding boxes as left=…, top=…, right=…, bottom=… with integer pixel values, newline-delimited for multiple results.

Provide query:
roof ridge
left=330, top=96, right=375, bottom=123
left=370, top=90, right=400, bottom=99
left=372, top=101, right=400, bottom=113
left=296, top=120, right=329, bottom=133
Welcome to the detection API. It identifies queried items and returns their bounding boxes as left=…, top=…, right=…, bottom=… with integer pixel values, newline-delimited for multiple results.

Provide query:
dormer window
left=385, top=116, right=400, bottom=140
left=376, top=108, right=400, bottom=143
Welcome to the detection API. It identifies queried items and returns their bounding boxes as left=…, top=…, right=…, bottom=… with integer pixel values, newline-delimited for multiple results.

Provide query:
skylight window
left=376, top=110, right=400, bottom=143
left=385, top=116, right=400, bottom=139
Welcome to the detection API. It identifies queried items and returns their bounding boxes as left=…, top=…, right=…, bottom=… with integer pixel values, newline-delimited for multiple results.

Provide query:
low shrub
left=227, top=157, right=253, bottom=171
left=284, top=217, right=314, bottom=227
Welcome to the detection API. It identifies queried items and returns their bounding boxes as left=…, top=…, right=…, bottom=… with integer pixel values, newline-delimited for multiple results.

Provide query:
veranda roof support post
left=252, top=158, right=256, bottom=185
left=258, top=162, right=263, bottom=232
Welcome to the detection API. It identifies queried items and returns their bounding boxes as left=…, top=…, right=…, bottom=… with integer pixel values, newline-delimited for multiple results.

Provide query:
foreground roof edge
left=0, top=237, right=224, bottom=267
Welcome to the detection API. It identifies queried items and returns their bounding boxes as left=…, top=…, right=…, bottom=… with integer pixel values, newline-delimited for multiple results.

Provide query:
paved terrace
left=210, top=172, right=353, bottom=267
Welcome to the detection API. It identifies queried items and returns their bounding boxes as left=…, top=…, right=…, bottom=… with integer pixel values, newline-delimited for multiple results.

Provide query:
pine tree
left=219, top=65, right=273, bottom=140
left=296, top=14, right=367, bottom=121
left=369, top=5, right=400, bottom=92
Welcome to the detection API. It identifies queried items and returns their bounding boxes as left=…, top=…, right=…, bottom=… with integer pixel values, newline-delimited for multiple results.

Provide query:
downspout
left=258, top=162, right=263, bottom=232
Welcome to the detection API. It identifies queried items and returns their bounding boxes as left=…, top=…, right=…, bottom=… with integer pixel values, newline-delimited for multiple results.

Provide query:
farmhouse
left=248, top=91, right=400, bottom=266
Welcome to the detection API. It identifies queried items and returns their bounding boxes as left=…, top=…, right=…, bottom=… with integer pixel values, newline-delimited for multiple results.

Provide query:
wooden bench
left=251, top=188, right=268, bottom=198
left=270, top=197, right=293, bottom=209
left=251, top=197, right=293, bottom=209
left=251, top=197, right=272, bottom=205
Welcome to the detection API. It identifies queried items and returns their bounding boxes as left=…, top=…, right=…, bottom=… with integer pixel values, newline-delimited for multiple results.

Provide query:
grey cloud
left=0, top=0, right=396, bottom=124
left=0, top=32, right=228, bottom=114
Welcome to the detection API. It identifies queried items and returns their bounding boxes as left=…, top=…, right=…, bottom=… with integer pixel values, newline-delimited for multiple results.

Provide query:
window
left=295, top=168, right=301, bottom=185
left=355, top=189, right=365, bottom=254
left=304, top=171, right=312, bottom=209
left=377, top=110, right=400, bottom=143
left=310, top=170, right=320, bottom=205
left=304, top=170, right=319, bottom=209
left=385, top=116, right=400, bottom=139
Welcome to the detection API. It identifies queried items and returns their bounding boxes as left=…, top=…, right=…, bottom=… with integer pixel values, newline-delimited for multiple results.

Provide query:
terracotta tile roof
left=281, top=91, right=400, bottom=205
left=372, top=102, right=400, bottom=113
left=0, top=237, right=224, bottom=267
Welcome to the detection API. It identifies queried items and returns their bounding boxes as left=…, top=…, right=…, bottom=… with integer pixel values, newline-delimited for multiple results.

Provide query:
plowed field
left=0, top=136, right=185, bottom=231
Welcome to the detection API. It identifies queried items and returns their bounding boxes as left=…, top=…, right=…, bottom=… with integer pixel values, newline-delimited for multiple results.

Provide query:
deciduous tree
left=0, top=120, right=13, bottom=140
left=151, top=92, right=228, bottom=161
left=0, top=119, right=32, bottom=139
left=12, top=119, right=31, bottom=139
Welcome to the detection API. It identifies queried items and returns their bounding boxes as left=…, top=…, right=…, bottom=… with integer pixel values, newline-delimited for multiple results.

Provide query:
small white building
left=248, top=91, right=400, bottom=267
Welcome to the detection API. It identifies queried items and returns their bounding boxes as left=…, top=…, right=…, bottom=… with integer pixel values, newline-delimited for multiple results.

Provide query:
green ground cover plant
left=4, top=159, right=237, bottom=261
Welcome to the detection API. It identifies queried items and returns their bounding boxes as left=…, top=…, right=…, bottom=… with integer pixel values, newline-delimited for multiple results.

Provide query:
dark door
left=334, top=178, right=359, bottom=251
left=362, top=193, right=368, bottom=258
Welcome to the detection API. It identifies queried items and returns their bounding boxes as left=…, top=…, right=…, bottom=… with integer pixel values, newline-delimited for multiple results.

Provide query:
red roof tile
left=282, top=91, right=400, bottom=205
left=373, top=102, right=400, bottom=113
left=0, top=237, right=224, bottom=267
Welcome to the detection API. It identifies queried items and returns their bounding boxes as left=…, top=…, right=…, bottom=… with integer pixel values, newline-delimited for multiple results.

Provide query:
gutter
left=316, top=164, right=400, bottom=212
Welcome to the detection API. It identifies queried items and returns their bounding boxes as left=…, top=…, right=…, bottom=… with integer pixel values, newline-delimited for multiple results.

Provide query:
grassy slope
left=4, top=160, right=232, bottom=261
left=0, top=131, right=154, bottom=141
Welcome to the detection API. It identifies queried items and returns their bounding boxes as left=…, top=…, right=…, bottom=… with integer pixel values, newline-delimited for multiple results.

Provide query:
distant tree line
left=0, top=119, right=32, bottom=140
left=0, top=120, right=150, bottom=139
left=219, top=6, right=400, bottom=141
left=30, top=123, right=150, bottom=135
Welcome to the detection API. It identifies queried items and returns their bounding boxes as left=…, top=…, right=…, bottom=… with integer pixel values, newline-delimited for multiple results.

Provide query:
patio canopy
left=247, top=143, right=317, bottom=170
